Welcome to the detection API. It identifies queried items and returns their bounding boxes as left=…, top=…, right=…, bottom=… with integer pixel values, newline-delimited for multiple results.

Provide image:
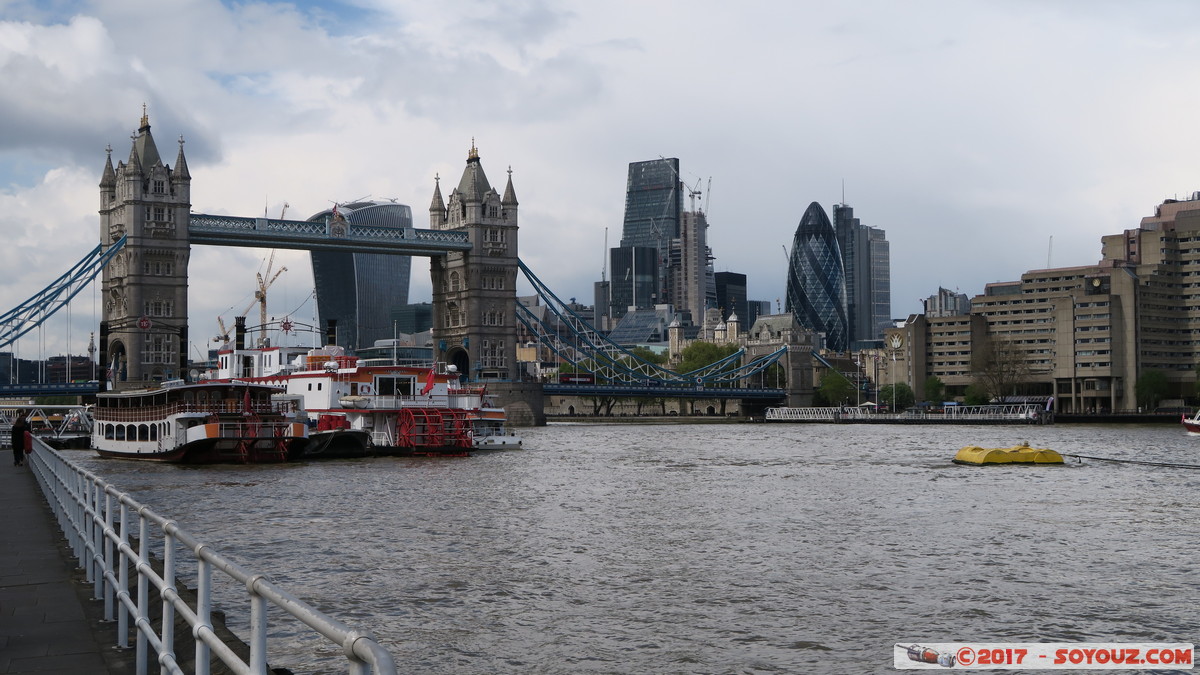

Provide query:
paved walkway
left=0, top=454, right=134, bottom=674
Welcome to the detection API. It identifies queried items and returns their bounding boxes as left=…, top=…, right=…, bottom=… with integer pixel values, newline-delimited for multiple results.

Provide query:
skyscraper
left=604, top=158, right=682, bottom=322
left=714, top=272, right=748, bottom=322
left=786, top=202, right=849, bottom=351
left=621, top=158, right=681, bottom=248
left=308, top=201, right=414, bottom=350
left=833, top=203, right=891, bottom=347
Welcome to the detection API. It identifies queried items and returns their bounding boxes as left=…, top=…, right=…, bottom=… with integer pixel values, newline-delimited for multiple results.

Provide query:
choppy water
left=65, top=422, right=1200, bottom=674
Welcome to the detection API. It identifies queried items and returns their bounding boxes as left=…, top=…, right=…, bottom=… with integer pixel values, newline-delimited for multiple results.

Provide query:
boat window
left=150, top=425, right=158, bottom=441
left=376, top=376, right=414, bottom=397
left=138, top=424, right=149, bottom=441
left=115, top=425, right=126, bottom=441
left=104, top=424, right=114, bottom=440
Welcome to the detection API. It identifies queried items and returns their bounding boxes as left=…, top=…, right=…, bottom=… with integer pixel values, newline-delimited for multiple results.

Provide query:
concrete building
left=882, top=193, right=1200, bottom=411
left=669, top=210, right=715, bottom=325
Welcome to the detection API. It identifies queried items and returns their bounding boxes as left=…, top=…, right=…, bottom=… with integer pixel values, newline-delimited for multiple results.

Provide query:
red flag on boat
left=421, top=369, right=436, bottom=396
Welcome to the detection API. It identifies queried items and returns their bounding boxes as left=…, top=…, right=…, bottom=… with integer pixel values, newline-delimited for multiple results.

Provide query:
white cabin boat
left=91, top=381, right=308, bottom=463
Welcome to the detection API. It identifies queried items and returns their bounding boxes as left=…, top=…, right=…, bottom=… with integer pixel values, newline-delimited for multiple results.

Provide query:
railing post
left=136, top=513, right=149, bottom=675
left=86, top=480, right=97, bottom=586
left=91, top=481, right=103, bottom=599
left=104, top=490, right=115, bottom=620
left=118, top=502, right=129, bottom=649
left=248, top=577, right=269, bottom=675
left=162, top=527, right=177, bottom=675
left=195, top=556, right=211, bottom=675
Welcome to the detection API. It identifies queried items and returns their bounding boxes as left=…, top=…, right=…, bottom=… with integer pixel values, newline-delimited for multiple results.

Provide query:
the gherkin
left=785, top=202, right=848, bottom=351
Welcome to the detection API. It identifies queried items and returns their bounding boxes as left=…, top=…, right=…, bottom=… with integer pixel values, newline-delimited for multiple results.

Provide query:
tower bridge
left=3, top=112, right=811, bottom=421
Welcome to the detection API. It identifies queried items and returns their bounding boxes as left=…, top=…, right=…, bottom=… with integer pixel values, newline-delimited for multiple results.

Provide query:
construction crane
left=212, top=250, right=288, bottom=347
left=254, top=251, right=287, bottom=346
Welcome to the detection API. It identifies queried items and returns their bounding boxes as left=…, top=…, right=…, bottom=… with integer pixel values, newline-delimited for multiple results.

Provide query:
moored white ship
left=91, top=381, right=308, bottom=463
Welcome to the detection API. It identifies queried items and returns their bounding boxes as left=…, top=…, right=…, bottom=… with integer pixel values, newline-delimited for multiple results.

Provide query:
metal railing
left=28, top=439, right=397, bottom=675
left=764, top=406, right=869, bottom=421
left=765, top=404, right=1047, bottom=423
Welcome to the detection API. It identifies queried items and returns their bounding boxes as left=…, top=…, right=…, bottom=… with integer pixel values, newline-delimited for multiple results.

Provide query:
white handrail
left=27, top=439, right=397, bottom=675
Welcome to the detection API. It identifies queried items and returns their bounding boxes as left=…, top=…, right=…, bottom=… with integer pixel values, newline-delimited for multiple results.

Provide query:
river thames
left=66, top=422, right=1198, bottom=674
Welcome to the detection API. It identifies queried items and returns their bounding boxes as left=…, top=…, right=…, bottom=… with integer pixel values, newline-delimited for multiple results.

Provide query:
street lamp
left=854, top=359, right=861, bottom=407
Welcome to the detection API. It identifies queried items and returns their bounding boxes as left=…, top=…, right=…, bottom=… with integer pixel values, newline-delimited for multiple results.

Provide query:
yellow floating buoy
left=953, top=442, right=1064, bottom=465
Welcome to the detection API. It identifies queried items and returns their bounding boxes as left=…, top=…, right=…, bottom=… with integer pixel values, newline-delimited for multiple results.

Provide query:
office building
left=390, top=302, right=433, bottom=335
left=715, top=272, right=748, bottom=322
left=603, top=158, right=682, bottom=323
left=884, top=193, right=1200, bottom=411
left=923, top=287, right=971, bottom=318
left=833, top=203, right=891, bottom=347
left=308, top=201, right=414, bottom=351
left=786, top=202, right=849, bottom=351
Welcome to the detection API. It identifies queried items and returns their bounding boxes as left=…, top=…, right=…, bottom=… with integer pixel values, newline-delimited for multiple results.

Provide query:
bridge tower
left=428, top=143, right=519, bottom=381
left=98, top=110, right=191, bottom=389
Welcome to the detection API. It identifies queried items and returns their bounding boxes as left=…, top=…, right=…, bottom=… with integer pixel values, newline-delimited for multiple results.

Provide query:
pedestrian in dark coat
left=11, top=415, right=27, bottom=467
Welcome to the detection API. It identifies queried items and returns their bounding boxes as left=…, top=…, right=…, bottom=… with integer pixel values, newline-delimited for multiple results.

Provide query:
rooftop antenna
left=601, top=227, right=608, bottom=282
left=1047, top=235, right=1053, bottom=268
left=841, top=179, right=845, bottom=205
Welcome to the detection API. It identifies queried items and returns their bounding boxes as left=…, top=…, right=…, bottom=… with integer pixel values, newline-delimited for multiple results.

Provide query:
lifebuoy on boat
left=359, top=383, right=374, bottom=395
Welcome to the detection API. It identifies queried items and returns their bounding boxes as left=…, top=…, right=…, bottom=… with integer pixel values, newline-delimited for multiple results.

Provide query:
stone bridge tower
left=98, top=110, right=191, bottom=390
left=428, top=143, right=519, bottom=381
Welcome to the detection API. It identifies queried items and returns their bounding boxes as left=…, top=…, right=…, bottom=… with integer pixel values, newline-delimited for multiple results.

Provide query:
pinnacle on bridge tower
left=98, top=109, right=192, bottom=390
left=429, top=143, right=519, bottom=381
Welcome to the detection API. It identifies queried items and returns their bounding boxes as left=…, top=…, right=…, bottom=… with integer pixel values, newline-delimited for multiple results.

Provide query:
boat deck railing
left=27, top=437, right=397, bottom=674
left=94, top=400, right=296, bottom=423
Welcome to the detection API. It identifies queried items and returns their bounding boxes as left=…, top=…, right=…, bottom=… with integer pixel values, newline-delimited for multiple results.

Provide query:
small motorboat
left=1182, top=411, right=1200, bottom=435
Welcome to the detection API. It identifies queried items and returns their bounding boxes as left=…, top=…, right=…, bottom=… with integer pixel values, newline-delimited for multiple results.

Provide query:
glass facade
left=833, top=203, right=891, bottom=347
left=715, top=271, right=747, bottom=322
left=309, top=201, right=414, bottom=350
left=786, top=202, right=849, bottom=351
left=608, top=246, right=659, bottom=318
left=621, top=158, right=681, bottom=248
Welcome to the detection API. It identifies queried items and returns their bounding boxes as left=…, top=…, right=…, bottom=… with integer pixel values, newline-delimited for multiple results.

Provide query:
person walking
left=11, top=413, right=27, bottom=466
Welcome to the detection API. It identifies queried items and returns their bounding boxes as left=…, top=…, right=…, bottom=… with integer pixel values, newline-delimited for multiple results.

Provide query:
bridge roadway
left=0, top=382, right=99, bottom=397
left=544, top=383, right=786, bottom=400
left=188, top=213, right=473, bottom=254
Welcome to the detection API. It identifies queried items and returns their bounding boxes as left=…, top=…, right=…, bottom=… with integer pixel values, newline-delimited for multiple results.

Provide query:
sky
left=4, top=0, right=1200, bottom=361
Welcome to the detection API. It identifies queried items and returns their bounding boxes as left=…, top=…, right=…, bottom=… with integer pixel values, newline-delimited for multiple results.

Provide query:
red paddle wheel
left=395, top=408, right=473, bottom=452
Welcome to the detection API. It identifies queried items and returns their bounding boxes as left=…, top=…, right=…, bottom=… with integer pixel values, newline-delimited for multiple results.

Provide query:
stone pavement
left=0, top=454, right=135, bottom=674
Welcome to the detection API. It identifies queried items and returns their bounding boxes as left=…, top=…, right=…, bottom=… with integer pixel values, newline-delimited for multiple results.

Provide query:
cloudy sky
left=4, top=0, right=1200, bottom=360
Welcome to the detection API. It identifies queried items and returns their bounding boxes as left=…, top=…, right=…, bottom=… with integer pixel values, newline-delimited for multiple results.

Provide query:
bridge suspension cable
left=0, top=236, right=126, bottom=350
left=516, top=259, right=787, bottom=386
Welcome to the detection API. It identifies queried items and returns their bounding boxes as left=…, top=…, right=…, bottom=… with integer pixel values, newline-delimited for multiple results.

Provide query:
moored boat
left=1182, top=411, right=1200, bottom=435
left=209, top=344, right=516, bottom=457
left=91, top=381, right=308, bottom=463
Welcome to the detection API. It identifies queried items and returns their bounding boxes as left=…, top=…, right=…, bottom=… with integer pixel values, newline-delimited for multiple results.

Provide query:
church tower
left=98, top=109, right=191, bottom=389
left=429, top=143, right=519, bottom=380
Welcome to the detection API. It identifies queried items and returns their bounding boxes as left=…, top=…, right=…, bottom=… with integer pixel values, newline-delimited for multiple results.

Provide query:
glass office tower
left=308, top=201, right=414, bottom=350
left=786, top=202, right=849, bottom=351
left=833, top=203, right=891, bottom=347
